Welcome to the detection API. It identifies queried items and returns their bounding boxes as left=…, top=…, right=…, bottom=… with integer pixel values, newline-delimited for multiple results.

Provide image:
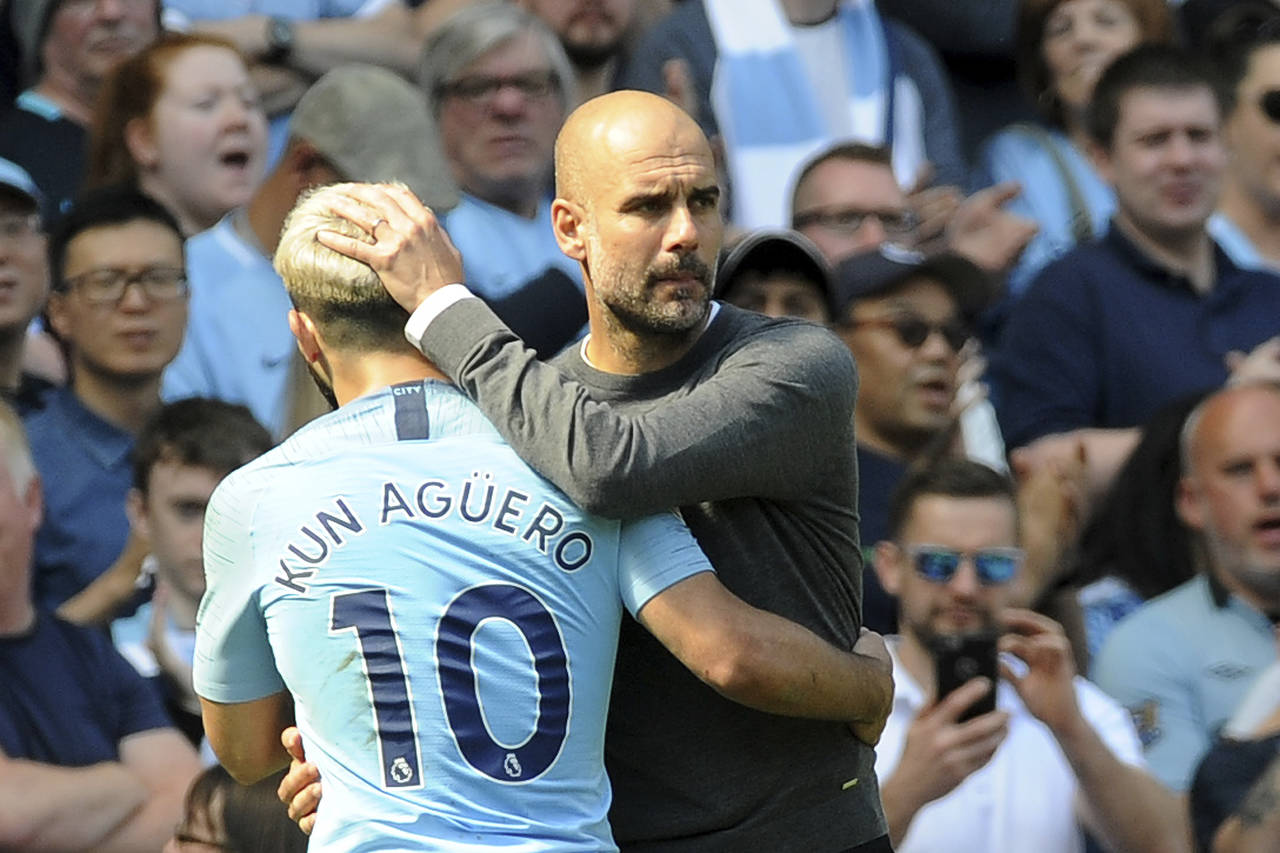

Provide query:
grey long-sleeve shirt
left=421, top=299, right=885, bottom=851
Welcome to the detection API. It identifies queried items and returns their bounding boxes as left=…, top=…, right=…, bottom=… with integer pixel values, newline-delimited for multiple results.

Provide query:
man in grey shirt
left=309, top=90, right=892, bottom=852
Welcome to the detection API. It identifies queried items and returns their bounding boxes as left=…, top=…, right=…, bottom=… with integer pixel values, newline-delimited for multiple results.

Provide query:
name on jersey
left=273, top=472, right=595, bottom=593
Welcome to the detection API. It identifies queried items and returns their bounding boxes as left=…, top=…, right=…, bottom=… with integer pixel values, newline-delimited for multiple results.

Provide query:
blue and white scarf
left=706, top=0, right=927, bottom=228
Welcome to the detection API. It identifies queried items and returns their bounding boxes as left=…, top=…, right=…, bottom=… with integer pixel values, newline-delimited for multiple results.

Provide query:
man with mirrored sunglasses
left=870, top=459, right=1185, bottom=853
left=829, top=243, right=995, bottom=634
left=23, top=186, right=188, bottom=625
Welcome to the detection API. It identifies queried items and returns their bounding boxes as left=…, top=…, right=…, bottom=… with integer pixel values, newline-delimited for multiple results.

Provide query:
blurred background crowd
left=5, top=0, right=1280, bottom=850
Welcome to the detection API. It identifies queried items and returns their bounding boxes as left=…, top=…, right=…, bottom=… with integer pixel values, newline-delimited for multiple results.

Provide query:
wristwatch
left=264, top=15, right=296, bottom=64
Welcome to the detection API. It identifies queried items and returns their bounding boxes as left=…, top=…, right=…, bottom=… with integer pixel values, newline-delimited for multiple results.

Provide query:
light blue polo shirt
left=1090, top=574, right=1276, bottom=791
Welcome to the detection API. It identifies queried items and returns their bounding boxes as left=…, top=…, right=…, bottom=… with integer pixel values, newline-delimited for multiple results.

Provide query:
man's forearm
left=878, top=773, right=925, bottom=849
left=0, top=758, right=146, bottom=851
left=1057, top=713, right=1189, bottom=853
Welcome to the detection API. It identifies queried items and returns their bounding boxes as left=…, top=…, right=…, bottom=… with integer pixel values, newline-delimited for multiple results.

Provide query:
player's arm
left=195, top=473, right=293, bottom=785
left=636, top=573, right=893, bottom=741
left=316, top=184, right=857, bottom=517
left=202, top=692, right=295, bottom=785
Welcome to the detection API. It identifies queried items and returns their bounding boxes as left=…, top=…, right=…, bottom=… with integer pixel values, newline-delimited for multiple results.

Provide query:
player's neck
left=329, top=350, right=451, bottom=406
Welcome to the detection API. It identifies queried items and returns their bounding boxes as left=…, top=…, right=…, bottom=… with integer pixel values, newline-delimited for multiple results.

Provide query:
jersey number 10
left=329, top=584, right=572, bottom=789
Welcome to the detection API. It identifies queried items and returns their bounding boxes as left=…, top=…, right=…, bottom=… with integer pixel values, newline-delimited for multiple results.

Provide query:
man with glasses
left=24, top=186, right=188, bottom=623
left=870, top=458, right=1183, bottom=853
left=790, top=142, right=1037, bottom=289
left=425, top=1, right=583, bottom=314
left=830, top=244, right=993, bottom=633
left=0, top=159, right=54, bottom=415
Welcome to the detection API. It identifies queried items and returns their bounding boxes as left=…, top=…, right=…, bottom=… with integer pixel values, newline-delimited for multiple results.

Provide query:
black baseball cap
left=830, top=244, right=997, bottom=322
left=716, top=229, right=833, bottom=302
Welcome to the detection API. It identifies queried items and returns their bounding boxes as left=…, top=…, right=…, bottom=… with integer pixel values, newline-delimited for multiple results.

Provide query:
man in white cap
left=163, top=64, right=459, bottom=439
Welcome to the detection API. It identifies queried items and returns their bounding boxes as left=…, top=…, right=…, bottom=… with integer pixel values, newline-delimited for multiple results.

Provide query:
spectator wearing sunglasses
left=830, top=244, right=996, bottom=633
left=870, top=458, right=1185, bottom=853
left=1207, top=20, right=1280, bottom=271
left=715, top=228, right=833, bottom=324
left=992, top=45, right=1280, bottom=507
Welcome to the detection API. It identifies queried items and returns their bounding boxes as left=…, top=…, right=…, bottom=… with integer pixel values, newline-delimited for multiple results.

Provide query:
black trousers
left=840, top=835, right=894, bottom=853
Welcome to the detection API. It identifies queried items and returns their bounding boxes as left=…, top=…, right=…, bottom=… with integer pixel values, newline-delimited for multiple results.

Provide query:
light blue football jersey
left=194, top=381, right=711, bottom=852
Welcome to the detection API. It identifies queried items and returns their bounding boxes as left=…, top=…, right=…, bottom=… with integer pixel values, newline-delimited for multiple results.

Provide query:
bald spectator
left=162, top=63, right=458, bottom=438
left=0, top=399, right=201, bottom=853
left=0, top=0, right=159, bottom=218
left=1092, top=383, right=1280, bottom=792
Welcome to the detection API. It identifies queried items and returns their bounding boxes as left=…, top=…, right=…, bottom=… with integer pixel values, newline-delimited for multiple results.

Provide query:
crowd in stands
left=5, top=0, right=1280, bottom=850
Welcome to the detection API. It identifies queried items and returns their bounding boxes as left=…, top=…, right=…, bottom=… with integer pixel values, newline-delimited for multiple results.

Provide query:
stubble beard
left=597, top=253, right=713, bottom=338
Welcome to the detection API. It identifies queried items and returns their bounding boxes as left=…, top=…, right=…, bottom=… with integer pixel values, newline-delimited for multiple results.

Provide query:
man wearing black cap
left=716, top=228, right=833, bottom=323
left=0, top=0, right=160, bottom=218
left=831, top=244, right=993, bottom=633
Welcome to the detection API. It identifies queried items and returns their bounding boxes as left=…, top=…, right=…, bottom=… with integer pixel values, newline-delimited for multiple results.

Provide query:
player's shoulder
left=715, top=303, right=855, bottom=379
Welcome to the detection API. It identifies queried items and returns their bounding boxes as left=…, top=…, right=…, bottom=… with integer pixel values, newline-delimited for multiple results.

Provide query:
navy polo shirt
left=991, top=224, right=1280, bottom=449
left=0, top=612, right=170, bottom=764
left=23, top=388, right=133, bottom=611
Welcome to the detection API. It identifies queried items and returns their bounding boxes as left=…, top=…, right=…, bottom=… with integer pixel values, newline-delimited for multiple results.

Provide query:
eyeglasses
left=0, top=213, right=39, bottom=240
left=1260, top=90, right=1280, bottom=123
left=847, top=313, right=971, bottom=351
left=63, top=266, right=189, bottom=306
left=908, top=545, right=1023, bottom=586
left=792, top=207, right=918, bottom=236
left=437, top=71, right=558, bottom=107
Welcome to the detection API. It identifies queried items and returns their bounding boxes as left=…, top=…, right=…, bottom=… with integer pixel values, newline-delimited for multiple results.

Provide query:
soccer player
left=194, top=184, right=890, bottom=851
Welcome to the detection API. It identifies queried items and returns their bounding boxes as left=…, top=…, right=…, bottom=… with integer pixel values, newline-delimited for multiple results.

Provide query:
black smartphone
left=932, top=632, right=998, bottom=723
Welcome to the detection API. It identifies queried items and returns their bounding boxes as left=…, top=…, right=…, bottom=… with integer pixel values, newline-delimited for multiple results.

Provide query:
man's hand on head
left=316, top=183, right=466, bottom=314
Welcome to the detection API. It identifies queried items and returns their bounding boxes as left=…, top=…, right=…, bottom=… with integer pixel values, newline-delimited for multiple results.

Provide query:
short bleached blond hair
left=273, top=182, right=412, bottom=351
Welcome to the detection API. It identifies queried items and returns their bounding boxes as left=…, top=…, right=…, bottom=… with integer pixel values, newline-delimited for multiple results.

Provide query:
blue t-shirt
left=194, top=381, right=711, bottom=852
left=24, top=388, right=133, bottom=611
left=163, top=213, right=296, bottom=438
left=0, top=612, right=171, bottom=764
left=1091, top=575, right=1276, bottom=791
left=443, top=194, right=584, bottom=302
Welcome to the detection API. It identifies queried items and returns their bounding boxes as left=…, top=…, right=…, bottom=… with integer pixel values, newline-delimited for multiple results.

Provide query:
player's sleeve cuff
left=404, top=284, right=476, bottom=352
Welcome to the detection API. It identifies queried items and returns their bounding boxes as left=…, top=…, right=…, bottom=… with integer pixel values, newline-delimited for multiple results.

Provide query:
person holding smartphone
left=870, top=458, right=1186, bottom=853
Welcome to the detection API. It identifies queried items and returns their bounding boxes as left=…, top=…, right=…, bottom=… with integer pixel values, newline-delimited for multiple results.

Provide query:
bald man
left=315, top=91, right=892, bottom=853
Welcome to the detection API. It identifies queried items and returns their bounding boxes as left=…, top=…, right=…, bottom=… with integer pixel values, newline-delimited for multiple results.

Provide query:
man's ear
left=45, top=290, right=71, bottom=341
left=1175, top=476, right=1205, bottom=532
left=873, top=540, right=905, bottom=599
left=551, top=198, right=587, bottom=262
left=126, top=487, right=150, bottom=541
left=288, top=308, right=323, bottom=364
left=1086, top=139, right=1114, bottom=187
